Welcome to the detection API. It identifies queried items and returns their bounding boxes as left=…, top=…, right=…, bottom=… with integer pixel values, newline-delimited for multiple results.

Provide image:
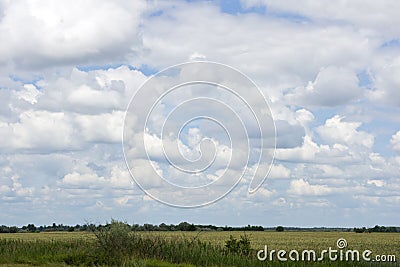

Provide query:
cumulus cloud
left=275, top=135, right=353, bottom=164
left=367, top=179, right=385, bottom=187
left=76, top=111, right=125, bottom=143
left=36, top=67, right=147, bottom=113
left=0, top=110, right=78, bottom=152
left=17, top=84, right=42, bottom=104
left=390, top=131, right=400, bottom=151
left=267, top=164, right=291, bottom=179
left=137, top=1, right=372, bottom=88
left=0, top=109, right=126, bottom=152
left=0, top=0, right=398, bottom=226
left=0, top=0, right=146, bottom=70
left=61, top=172, right=106, bottom=188
left=240, top=0, right=400, bottom=38
left=295, top=109, right=314, bottom=125
left=316, top=115, right=374, bottom=148
left=369, top=60, right=400, bottom=107
left=0, top=66, right=147, bottom=153
left=288, top=179, right=332, bottom=196
left=286, top=66, right=363, bottom=107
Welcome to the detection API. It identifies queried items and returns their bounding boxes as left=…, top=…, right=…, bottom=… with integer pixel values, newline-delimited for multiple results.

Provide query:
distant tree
left=178, top=222, right=190, bottom=231
left=27, top=224, right=36, bottom=232
left=223, top=225, right=232, bottom=231
left=131, top=224, right=140, bottom=231
left=9, top=226, right=18, bottom=233
left=143, top=223, right=155, bottom=231
left=244, top=225, right=264, bottom=231
left=276, top=226, right=284, bottom=232
left=186, top=223, right=196, bottom=231
left=368, top=225, right=398, bottom=233
left=354, top=227, right=366, bottom=233
left=158, top=223, right=168, bottom=231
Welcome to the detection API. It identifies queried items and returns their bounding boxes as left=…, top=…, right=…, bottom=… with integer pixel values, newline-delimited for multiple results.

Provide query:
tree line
left=0, top=222, right=398, bottom=233
left=0, top=222, right=265, bottom=233
left=353, top=225, right=398, bottom=233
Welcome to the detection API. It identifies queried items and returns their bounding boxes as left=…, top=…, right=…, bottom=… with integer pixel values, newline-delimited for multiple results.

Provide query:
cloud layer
left=0, top=0, right=399, bottom=227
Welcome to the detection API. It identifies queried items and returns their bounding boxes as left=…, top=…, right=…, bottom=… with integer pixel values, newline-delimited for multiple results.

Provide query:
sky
left=0, top=0, right=399, bottom=227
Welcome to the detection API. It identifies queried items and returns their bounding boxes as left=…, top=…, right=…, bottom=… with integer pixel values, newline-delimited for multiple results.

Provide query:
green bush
left=93, top=219, right=135, bottom=265
left=224, top=234, right=251, bottom=256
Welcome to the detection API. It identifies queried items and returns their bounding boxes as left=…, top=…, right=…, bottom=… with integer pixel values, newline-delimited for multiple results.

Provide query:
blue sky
left=0, top=0, right=399, bottom=227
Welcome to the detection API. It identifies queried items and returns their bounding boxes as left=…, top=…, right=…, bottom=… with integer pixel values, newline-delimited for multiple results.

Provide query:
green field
left=0, top=230, right=399, bottom=266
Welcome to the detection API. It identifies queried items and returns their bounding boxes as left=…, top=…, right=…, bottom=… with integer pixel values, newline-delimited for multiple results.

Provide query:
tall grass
left=0, top=238, right=94, bottom=265
left=91, top=222, right=380, bottom=266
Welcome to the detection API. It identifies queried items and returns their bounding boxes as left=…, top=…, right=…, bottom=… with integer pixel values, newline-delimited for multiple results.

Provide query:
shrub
left=225, top=235, right=251, bottom=256
left=92, top=219, right=135, bottom=265
left=276, top=226, right=284, bottom=232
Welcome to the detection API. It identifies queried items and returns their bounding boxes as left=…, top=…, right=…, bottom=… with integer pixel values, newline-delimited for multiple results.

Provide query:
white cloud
left=269, top=164, right=291, bottom=179
left=0, top=110, right=77, bottom=151
left=61, top=172, right=106, bottom=187
left=76, top=111, right=124, bottom=143
left=367, top=179, right=385, bottom=187
left=240, top=0, right=400, bottom=38
left=36, top=67, right=147, bottom=113
left=251, top=163, right=290, bottom=179
left=275, top=135, right=351, bottom=163
left=67, top=85, right=120, bottom=110
left=286, top=66, right=363, bottom=107
left=114, top=195, right=134, bottom=206
left=189, top=52, right=207, bottom=61
left=295, top=109, right=314, bottom=124
left=390, top=131, right=400, bottom=151
left=315, top=165, right=344, bottom=178
left=0, top=0, right=147, bottom=69
left=17, top=84, right=42, bottom=104
left=10, top=175, right=35, bottom=197
left=288, top=179, right=332, bottom=196
left=368, top=58, right=400, bottom=107
left=316, top=115, right=374, bottom=148
left=109, top=165, right=133, bottom=189
left=0, top=66, right=147, bottom=153
left=248, top=187, right=276, bottom=202
left=137, top=1, right=372, bottom=88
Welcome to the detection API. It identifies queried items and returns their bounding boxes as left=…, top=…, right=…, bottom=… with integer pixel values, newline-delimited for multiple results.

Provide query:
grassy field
left=141, top=231, right=400, bottom=253
left=0, top=230, right=399, bottom=266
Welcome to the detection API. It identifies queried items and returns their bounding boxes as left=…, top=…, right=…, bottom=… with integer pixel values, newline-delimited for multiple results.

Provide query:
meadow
left=0, top=227, right=398, bottom=266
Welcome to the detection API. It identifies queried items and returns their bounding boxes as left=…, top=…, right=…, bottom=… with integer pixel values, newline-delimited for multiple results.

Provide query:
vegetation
left=0, top=221, right=399, bottom=266
left=1, top=222, right=398, bottom=233
left=354, top=225, right=398, bottom=233
left=224, top=235, right=251, bottom=255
